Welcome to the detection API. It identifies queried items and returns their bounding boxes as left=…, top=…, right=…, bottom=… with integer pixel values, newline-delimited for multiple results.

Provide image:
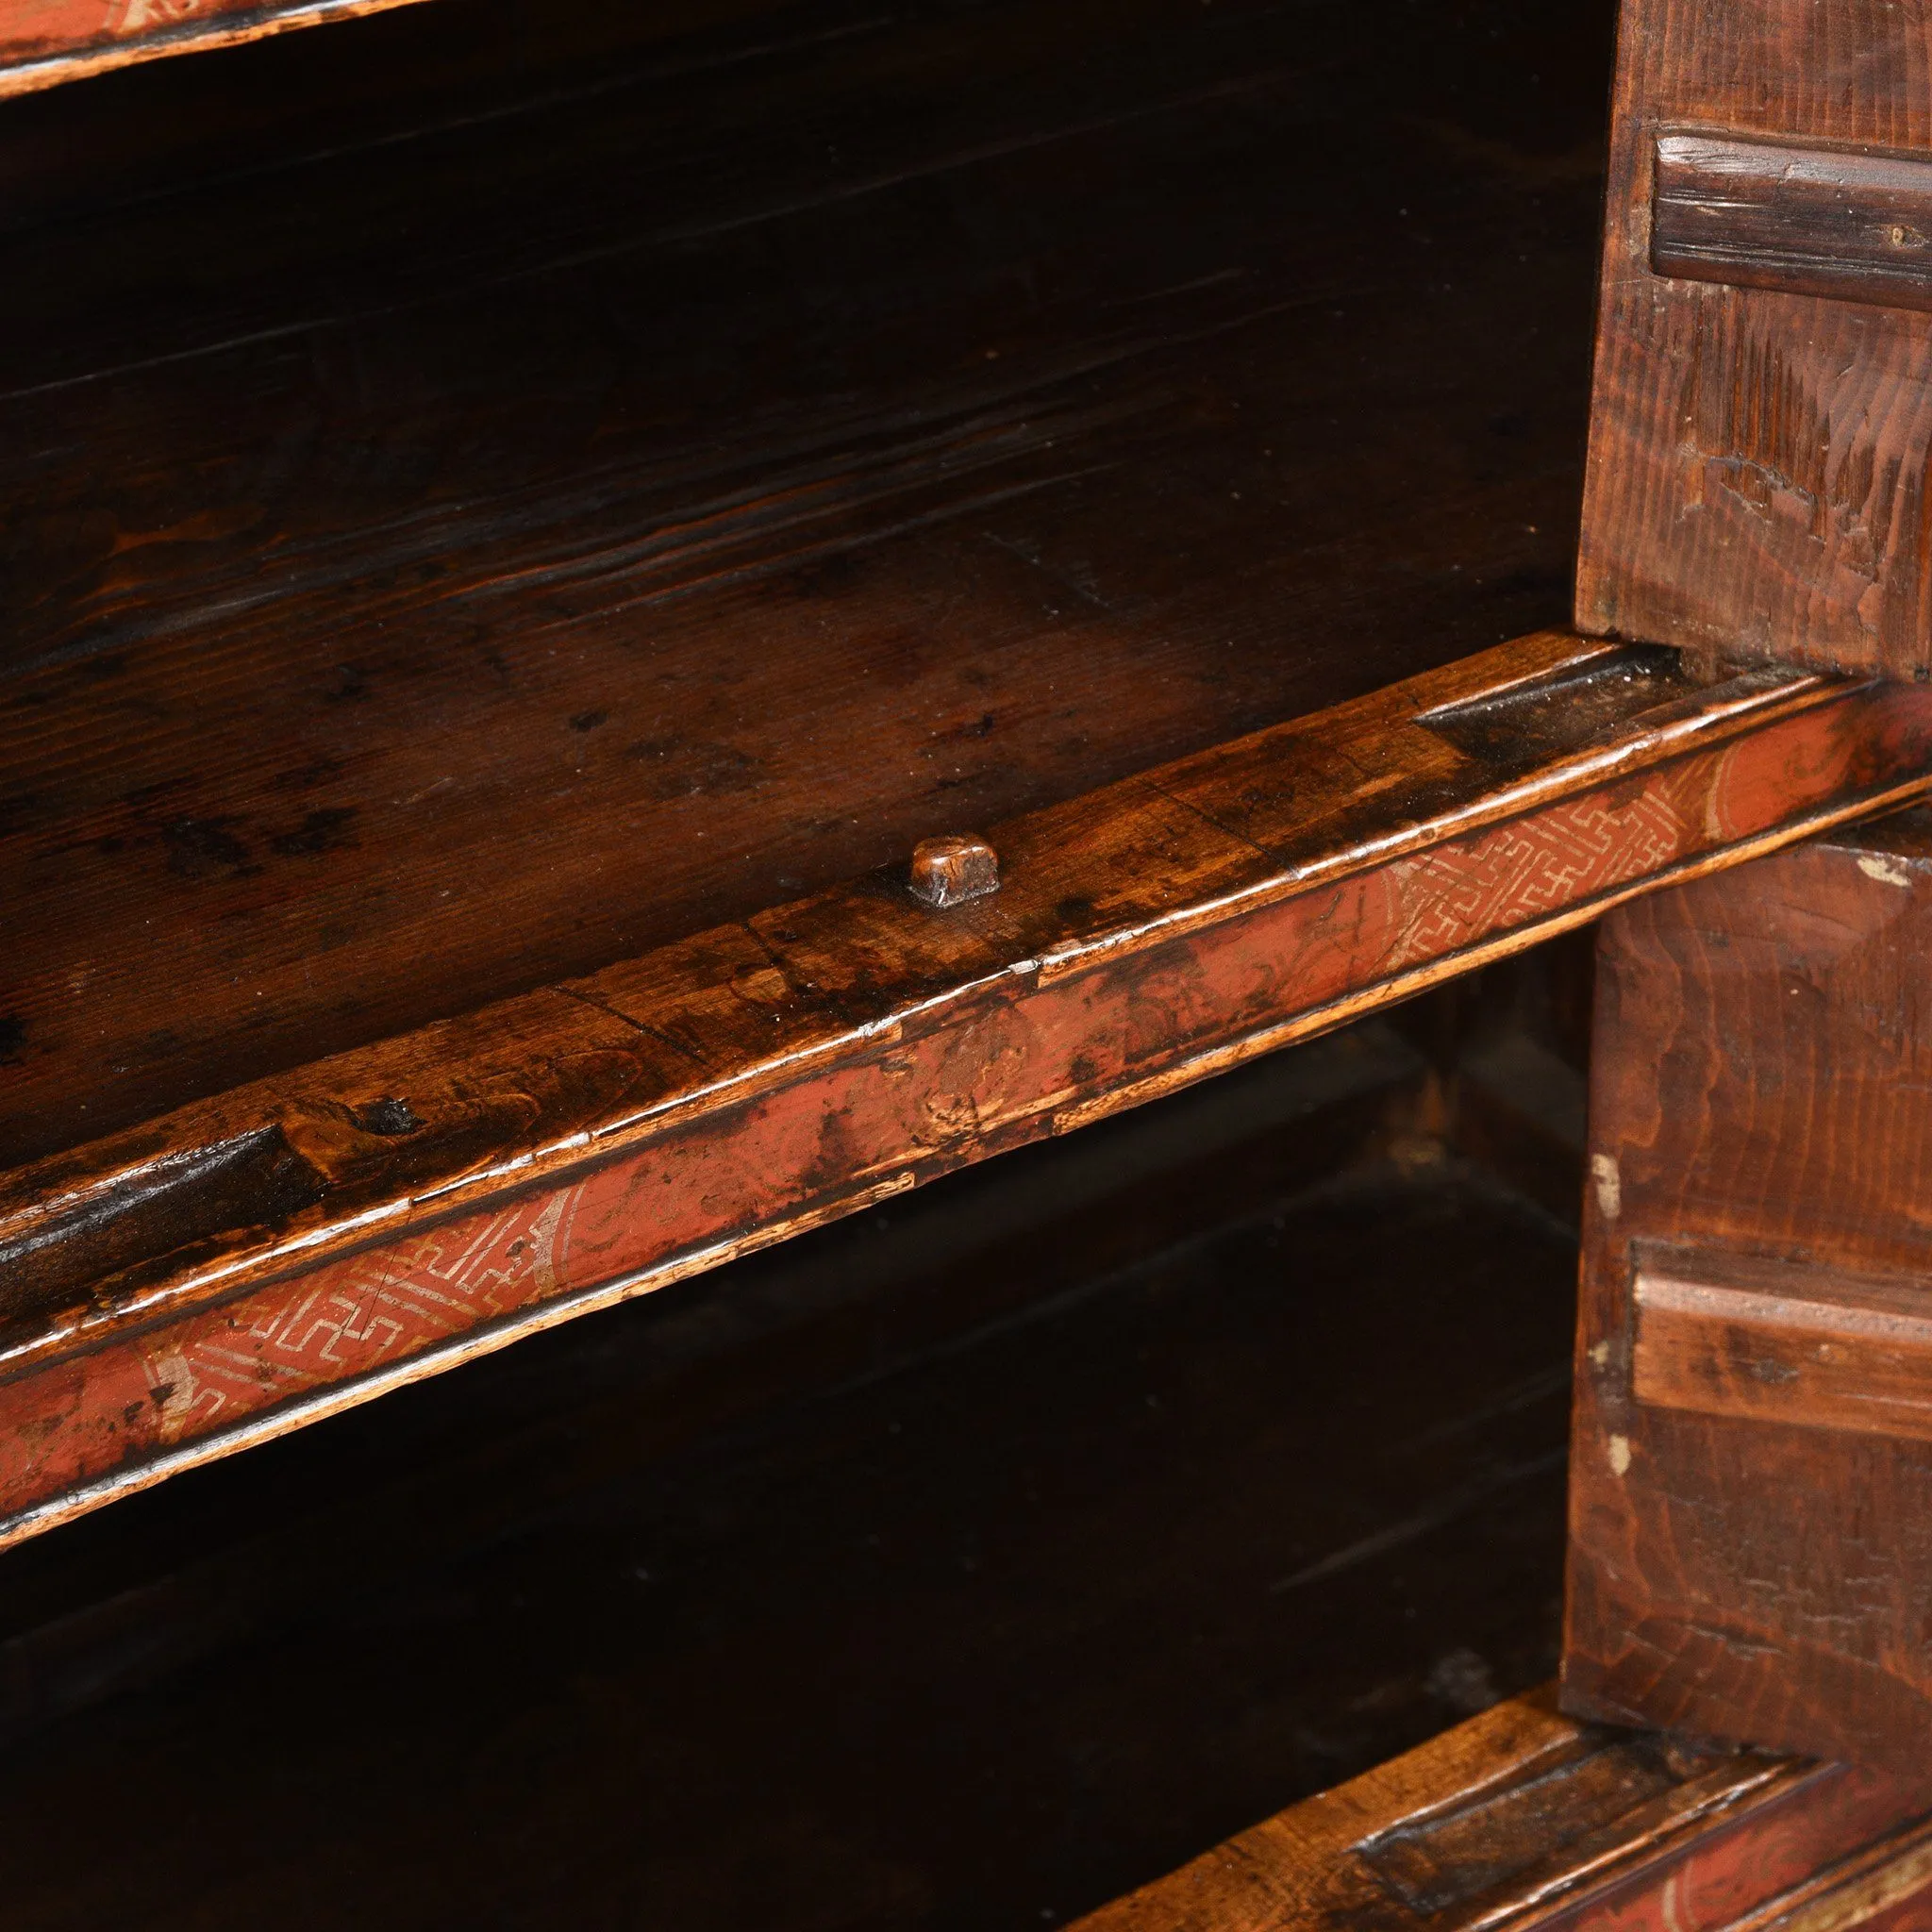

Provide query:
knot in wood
left=908, top=834, right=999, bottom=908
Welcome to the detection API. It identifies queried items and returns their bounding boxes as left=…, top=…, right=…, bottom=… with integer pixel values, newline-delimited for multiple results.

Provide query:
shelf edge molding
left=0, top=0, right=434, bottom=100
left=4, top=628, right=1931, bottom=1547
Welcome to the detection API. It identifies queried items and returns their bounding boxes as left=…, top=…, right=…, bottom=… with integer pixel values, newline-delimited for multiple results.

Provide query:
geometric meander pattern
left=30, top=0, right=263, bottom=47
left=110, top=728, right=1826, bottom=1457
left=142, top=1185, right=589, bottom=1442
left=0, top=699, right=1880, bottom=1528
left=1386, top=786, right=1689, bottom=971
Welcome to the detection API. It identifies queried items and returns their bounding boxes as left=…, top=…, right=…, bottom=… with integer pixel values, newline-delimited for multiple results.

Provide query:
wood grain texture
left=5, top=635, right=1932, bottom=1548
left=1577, top=0, right=1932, bottom=677
left=0, top=0, right=1612, bottom=1167
left=1653, top=132, right=1932, bottom=311
left=0, top=0, right=431, bottom=99
left=1632, top=1243, right=1932, bottom=1443
left=1072, top=1686, right=1931, bottom=1932
left=1565, top=808, right=1932, bottom=1774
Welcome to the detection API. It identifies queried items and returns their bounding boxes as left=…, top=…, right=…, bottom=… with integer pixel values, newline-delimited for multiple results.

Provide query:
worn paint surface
left=1565, top=1768, right=1931, bottom=1932
left=3, top=676, right=1927, bottom=1543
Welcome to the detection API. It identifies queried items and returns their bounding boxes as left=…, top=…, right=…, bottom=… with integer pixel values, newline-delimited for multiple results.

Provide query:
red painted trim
left=1559, top=1764, right=1925, bottom=1932
left=4, top=677, right=1929, bottom=1544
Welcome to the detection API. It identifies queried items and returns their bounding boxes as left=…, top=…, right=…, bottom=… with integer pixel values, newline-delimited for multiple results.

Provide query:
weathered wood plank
left=0, top=0, right=1612, bottom=1169
left=1577, top=0, right=1932, bottom=677
left=1631, top=1243, right=1932, bottom=1444
left=3, top=632, right=1930, bottom=1547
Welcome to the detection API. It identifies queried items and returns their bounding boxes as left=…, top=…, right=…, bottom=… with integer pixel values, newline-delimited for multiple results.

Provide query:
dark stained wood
left=1653, top=132, right=1932, bottom=311
left=6, top=633, right=1932, bottom=1548
left=0, top=0, right=432, bottom=100
left=0, top=1008, right=1588, bottom=1925
left=1073, top=1687, right=1932, bottom=1932
left=1564, top=808, right=1932, bottom=1774
left=0, top=1016, right=1439, bottom=1740
left=1430, top=931, right=1595, bottom=1228
left=1576, top=0, right=1932, bottom=677
left=0, top=0, right=1613, bottom=1165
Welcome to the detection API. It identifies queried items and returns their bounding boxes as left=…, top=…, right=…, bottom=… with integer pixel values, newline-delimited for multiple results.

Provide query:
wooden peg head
left=908, top=834, right=999, bottom=908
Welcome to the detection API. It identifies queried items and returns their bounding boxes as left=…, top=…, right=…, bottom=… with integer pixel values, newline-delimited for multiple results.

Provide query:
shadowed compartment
left=0, top=974, right=1587, bottom=1930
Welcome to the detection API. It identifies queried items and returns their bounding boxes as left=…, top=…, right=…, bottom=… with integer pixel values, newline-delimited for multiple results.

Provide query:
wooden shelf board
left=5, top=628, right=1932, bottom=1546
left=16, top=0, right=1907, bottom=1545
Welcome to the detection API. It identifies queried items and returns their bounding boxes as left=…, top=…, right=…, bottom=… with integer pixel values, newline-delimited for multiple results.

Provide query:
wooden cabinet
left=1554, top=0, right=1932, bottom=1780
left=10, top=0, right=1932, bottom=1915
left=17, top=0, right=1900, bottom=1549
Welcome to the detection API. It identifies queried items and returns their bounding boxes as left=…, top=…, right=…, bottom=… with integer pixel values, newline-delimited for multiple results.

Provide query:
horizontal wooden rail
left=1653, top=131, right=1932, bottom=310
left=1634, top=1243, right=1932, bottom=1444
left=3, top=630, right=1931, bottom=1545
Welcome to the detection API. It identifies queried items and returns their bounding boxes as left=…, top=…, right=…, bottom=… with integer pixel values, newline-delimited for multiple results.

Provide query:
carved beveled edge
left=0, top=632, right=1902, bottom=1389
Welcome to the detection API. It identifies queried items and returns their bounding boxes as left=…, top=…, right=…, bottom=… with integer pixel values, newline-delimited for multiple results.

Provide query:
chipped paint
left=1592, top=1154, right=1623, bottom=1223
left=1857, top=853, right=1913, bottom=889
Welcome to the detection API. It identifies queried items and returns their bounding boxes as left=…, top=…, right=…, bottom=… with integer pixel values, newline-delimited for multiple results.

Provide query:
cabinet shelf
left=0, top=0, right=1605, bottom=1169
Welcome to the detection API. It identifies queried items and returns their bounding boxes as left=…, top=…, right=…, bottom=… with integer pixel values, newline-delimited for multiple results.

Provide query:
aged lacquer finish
left=0, top=0, right=430, bottom=94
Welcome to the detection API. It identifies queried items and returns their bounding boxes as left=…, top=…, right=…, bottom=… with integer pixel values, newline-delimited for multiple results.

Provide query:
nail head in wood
left=908, top=834, right=999, bottom=908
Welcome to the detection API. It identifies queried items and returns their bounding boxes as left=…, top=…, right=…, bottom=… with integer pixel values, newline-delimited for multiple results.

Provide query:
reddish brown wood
left=3, top=634, right=1931, bottom=1548
left=1576, top=0, right=1932, bottom=677
left=908, top=836, right=1000, bottom=910
left=1631, top=1244, right=1932, bottom=1445
left=1565, top=808, right=1932, bottom=1774
left=1072, top=1686, right=1932, bottom=1932
left=0, top=0, right=1612, bottom=1169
